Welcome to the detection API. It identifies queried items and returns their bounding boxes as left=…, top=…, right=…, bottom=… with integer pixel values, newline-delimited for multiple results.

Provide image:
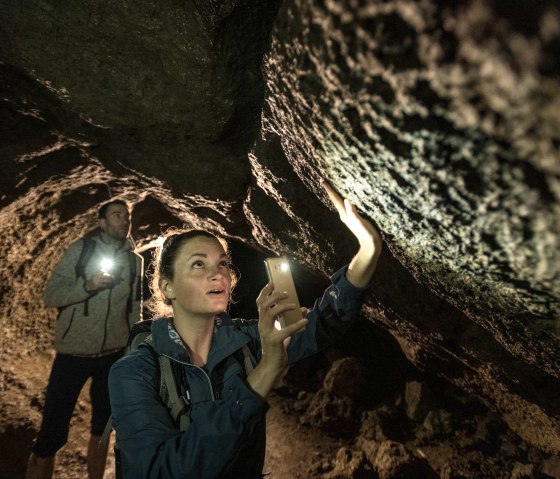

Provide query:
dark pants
left=32, top=350, right=123, bottom=457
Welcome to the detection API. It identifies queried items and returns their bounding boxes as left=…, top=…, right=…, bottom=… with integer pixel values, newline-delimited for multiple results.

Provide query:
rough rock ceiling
left=1, top=0, right=559, bottom=458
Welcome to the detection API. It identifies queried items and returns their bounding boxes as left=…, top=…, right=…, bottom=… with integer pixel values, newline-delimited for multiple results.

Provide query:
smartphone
left=264, top=257, right=302, bottom=329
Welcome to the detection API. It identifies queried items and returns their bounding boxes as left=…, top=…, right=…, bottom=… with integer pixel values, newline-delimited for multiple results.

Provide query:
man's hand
left=84, top=271, right=114, bottom=293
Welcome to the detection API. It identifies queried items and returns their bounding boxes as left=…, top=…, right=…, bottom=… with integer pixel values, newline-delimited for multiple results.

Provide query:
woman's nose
left=208, top=266, right=224, bottom=278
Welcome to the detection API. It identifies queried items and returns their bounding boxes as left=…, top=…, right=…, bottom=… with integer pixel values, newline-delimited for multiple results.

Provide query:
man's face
left=100, top=203, right=131, bottom=241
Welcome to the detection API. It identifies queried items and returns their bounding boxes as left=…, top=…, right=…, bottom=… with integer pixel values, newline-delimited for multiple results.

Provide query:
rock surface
left=0, top=0, right=559, bottom=477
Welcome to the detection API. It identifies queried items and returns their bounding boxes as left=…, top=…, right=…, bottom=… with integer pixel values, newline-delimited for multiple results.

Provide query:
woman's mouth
left=208, top=289, right=225, bottom=295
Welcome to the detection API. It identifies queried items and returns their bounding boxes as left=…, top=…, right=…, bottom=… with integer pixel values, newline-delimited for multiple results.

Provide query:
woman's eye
left=219, top=261, right=229, bottom=268
left=192, top=260, right=204, bottom=269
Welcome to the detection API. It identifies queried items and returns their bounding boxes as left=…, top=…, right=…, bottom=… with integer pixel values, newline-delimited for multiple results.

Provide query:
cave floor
left=1, top=350, right=559, bottom=478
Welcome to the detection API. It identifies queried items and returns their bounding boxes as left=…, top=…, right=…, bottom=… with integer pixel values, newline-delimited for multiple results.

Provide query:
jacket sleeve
left=43, top=240, right=92, bottom=308
left=109, top=350, right=269, bottom=479
left=286, top=265, right=370, bottom=362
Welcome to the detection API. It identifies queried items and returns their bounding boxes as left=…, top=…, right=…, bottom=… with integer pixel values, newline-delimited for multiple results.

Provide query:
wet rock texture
left=0, top=0, right=559, bottom=477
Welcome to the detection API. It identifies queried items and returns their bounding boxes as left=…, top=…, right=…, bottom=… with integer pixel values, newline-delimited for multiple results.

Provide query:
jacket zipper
left=162, top=352, right=260, bottom=478
left=101, top=287, right=113, bottom=351
left=61, top=308, right=76, bottom=339
left=162, top=354, right=216, bottom=401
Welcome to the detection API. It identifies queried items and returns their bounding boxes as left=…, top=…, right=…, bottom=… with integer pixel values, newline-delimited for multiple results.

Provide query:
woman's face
left=161, top=235, right=232, bottom=319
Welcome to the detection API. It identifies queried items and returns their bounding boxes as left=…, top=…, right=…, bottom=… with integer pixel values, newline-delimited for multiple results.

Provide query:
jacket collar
left=94, top=230, right=135, bottom=252
left=150, top=315, right=252, bottom=373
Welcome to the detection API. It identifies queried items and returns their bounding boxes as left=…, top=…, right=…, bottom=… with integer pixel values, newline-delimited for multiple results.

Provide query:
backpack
left=75, top=236, right=140, bottom=316
left=75, top=237, right=97, bottom=282
left=100, top=319, right=257, bottom=476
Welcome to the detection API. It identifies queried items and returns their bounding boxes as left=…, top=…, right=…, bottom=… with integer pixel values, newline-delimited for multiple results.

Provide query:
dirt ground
left=0, top=349, right=344, bottom=479
left=2, top=348, right=560, bottom=479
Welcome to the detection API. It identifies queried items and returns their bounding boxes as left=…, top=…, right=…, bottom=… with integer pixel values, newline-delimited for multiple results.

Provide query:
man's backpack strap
left=126, top=252, right=139, bottom=315
left=76, top=237, right=96, bottom=316
left=76, top=237, right=96, bottom=280
left=75, top=236, right=140, bottom=317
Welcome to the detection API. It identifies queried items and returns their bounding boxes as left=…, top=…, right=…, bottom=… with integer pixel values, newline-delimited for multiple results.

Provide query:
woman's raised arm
left=321, top=180, right=382, bottom=288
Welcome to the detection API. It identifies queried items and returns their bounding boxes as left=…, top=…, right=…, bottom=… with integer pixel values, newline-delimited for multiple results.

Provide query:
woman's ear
left=159, top=278, right=175, bottom=301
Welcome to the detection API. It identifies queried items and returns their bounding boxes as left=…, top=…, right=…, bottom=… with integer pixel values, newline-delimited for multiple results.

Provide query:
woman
left=108, top=181, right=382, bottom=478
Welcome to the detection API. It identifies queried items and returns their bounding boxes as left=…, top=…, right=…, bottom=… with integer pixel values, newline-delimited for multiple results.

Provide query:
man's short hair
left=98, top=199, right=130, bottom=219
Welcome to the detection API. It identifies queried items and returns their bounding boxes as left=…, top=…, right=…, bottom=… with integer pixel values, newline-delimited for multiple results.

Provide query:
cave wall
left=1, top=0, right=559, bottom=458
left=251, top=0, right=560, bottom=454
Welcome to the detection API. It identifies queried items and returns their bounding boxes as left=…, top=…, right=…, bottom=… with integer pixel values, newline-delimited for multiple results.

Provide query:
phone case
left=264, top=257, right=302, bottom=328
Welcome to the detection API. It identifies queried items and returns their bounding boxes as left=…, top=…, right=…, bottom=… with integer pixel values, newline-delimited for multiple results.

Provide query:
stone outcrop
left=0, top=0, right=559, bottom=473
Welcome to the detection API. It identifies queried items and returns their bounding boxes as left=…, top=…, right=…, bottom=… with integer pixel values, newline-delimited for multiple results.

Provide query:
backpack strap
left=230, top=319, right=258, bottom=375
left=133, top=253, right=142, bottom=303
left=154, top=342, right=252, bottom=432
left=98, top=328, right=154, bottom=450
left=98, top=336, right=190, bottom=450
left=102, top=331, right=254, bottom=451
left=158, top=355, right=190, bottom=431
left=143, top=336, right=191, bottom=432
left=75, top=237, right=96, bottom=280
left=77, top=238, right=139, bottom=318
left=125, top=252, right=138, bottom=315
left=241, top=344, right=256, bottom=375
left=75, top=237, right=96, bottom=316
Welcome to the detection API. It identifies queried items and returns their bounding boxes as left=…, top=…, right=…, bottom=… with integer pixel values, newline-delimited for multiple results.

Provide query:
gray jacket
left=44, top=232, right=143, bottom=355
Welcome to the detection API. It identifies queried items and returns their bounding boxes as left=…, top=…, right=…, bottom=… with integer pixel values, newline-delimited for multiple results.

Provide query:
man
left=26, top=199, right=143, bottom=479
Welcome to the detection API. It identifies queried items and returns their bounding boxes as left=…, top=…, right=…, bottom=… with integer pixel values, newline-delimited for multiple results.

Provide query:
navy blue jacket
left=109, top=266, right=368, bottom=478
